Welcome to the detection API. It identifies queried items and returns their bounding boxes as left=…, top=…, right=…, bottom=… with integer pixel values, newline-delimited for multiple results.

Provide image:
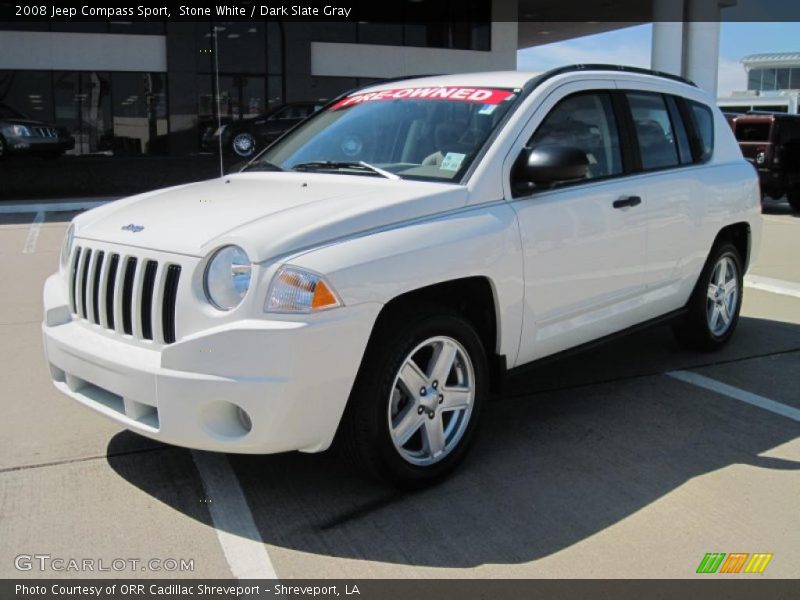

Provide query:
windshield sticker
left=478, top=104, right=498, bottom=115
left=331, top=87, right=515, bottom=110
left=440, top=152, right=466, bottom=172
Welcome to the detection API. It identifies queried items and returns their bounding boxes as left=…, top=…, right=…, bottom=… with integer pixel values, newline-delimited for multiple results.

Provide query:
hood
left=75, top=172, right=467, bottom=262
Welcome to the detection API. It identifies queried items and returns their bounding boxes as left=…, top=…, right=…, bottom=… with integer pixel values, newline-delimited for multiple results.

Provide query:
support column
left=650, top=0, right=684, bottom=77
left=683, top=0, right=722, bottom=95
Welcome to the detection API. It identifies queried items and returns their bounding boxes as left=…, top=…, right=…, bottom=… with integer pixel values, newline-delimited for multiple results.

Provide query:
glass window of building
left=776, top=68, right=791, bottom=90
left=53, top=71, right=112, bottom=155
left=0, top=70, right=54, bottom=122
left=748, top=69, right=762, bottom=91
left=761, top=68, right=777, bottom=91
left=111, top=73, right=168, bottom=155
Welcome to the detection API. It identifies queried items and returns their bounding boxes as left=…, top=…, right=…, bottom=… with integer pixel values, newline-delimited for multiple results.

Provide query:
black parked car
left=202, top=102, right=324, bottom=158
left=0, top=104, right=74, bottom=160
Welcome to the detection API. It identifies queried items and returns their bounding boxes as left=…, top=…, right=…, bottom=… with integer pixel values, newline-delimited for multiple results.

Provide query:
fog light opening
left=236, top=406, right=253, bottom=433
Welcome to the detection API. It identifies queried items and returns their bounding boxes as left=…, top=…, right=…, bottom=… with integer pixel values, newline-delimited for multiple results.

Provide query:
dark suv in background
left=0, top=103, right=74, bottom=160
left=728, top=112, right=800, bottom=212
left=202, top=101, right=324, bottom=158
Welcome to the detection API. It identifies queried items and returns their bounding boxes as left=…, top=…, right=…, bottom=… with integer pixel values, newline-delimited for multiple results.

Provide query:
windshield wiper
left=242, top=160, right=284, bottom=172
left=291, top=160, right=399, bottom=180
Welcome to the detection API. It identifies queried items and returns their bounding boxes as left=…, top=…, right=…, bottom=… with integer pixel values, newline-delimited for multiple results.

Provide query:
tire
left=338, top=304, right=488, bottom=488
left=672, top=242, right=743, bottom=351
left=230, top=132, right=257, bottom=158
left=787, top=189, right=800, bottom=213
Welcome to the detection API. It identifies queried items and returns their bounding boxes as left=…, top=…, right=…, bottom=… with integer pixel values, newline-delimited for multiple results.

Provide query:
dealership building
left=0, top=0, right=738, bottom=159
left=718, top=52, right=800, bottom=114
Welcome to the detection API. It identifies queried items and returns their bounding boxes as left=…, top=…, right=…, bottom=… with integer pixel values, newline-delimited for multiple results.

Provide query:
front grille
left=69, top=246, right=182, bottom=344
left=32, top=126, right=58, bottom=138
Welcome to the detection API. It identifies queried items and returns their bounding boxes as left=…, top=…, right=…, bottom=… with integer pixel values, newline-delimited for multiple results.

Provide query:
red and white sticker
left=330, top=87, right=514, bottom=110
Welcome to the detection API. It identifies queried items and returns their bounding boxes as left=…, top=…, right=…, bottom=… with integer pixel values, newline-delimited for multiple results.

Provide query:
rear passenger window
left=665, top=96, right=693, bottom=164
left=688, top=100, right=714, bottom=162
left=627, top=92, right=680, bottom=170
left=527, top=92, right=623, bottom=180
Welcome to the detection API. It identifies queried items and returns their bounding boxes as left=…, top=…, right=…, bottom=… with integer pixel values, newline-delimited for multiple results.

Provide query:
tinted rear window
left=688, top=101, right=714, bottom=162
left=735, top=122, right=771, bottom=142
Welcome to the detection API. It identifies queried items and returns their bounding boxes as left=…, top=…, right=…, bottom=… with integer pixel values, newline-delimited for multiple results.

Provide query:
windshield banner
left=331, top=87, right=515, bottom=110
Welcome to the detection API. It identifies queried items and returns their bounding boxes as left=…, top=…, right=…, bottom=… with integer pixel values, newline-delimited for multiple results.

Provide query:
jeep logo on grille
left=121, top=224, right=145, bottom=233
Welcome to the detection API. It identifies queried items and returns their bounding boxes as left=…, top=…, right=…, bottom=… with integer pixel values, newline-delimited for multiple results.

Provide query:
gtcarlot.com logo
left=14, top=554, right=194, bottom=573
left=696, top=552, right=773, bottom=574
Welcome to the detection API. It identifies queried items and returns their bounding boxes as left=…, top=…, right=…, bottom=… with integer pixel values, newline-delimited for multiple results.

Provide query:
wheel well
left=374, top=277, right=502, bottom=386
left=714, top=222, right=750, bottom=271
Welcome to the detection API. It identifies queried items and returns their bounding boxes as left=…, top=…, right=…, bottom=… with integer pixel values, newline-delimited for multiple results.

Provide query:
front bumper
left=42, top=273, right=381, bottom=454
left=6, top=135, right=74, bottom=155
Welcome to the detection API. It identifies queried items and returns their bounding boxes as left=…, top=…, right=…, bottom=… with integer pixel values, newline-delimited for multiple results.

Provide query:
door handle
left=613, top=195, right=642, bottom=209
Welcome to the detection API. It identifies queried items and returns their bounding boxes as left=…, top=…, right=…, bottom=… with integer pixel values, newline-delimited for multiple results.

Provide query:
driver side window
left=527, top=92, right=623, bottom=182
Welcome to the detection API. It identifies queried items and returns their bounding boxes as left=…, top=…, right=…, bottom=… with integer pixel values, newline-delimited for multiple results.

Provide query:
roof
left=357, top=66, right=695, bottom=95
left=742, top=52, right=800, bottom=69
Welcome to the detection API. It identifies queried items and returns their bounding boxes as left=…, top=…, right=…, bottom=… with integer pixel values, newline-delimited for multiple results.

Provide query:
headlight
left=204, top=245, right=251, bottom=310
left=60, top=224, right=75, bottom=271
left=6, top=124, right=31, bottom=137
left=265, top=266, right=342, bottom=313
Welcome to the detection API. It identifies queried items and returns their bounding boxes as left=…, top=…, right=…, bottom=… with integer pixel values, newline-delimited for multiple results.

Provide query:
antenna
left=213, top=24, right=224, bottom=177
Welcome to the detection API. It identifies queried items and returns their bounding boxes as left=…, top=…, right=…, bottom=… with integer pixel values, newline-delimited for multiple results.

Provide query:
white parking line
left=668, top=370, right=800, bottom=422
left=22, top=211, right=44, bottom=254
left=191, top=451, right=278, bottom=579
left=744, top=275, right=800, bottom=300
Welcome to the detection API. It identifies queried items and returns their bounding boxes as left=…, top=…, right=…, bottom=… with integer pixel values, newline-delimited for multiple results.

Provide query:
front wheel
left=339, top=306, right=488, bottom=487
left=673, top=242, right=743, bottom=351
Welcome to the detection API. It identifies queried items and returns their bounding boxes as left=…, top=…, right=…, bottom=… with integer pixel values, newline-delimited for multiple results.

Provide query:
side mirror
left=518, top=144, right=589, bottom=187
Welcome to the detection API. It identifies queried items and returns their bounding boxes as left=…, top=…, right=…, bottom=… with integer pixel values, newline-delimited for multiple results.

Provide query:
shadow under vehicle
left=0, top=103, right=75, bottom=160
left=729, top=112, right=800, bottom=212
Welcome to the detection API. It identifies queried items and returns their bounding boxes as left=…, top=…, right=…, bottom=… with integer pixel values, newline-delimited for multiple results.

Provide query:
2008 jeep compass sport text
left=43, top=67, right=761, bottom=486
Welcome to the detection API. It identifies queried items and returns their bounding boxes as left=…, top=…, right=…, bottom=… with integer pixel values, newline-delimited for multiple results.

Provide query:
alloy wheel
left=387, top=336, right=475, bottom=466
left=706, top=255, right=739, bottom=336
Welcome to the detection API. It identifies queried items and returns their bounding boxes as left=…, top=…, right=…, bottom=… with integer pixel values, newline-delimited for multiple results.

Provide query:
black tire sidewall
left=353, top=309, right=488, bottom=486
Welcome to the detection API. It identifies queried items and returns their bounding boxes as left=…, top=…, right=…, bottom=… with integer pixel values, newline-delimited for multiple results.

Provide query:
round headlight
left=204, top=245, right=251, bottom=311
left=60, top=224, right=75, bottom=271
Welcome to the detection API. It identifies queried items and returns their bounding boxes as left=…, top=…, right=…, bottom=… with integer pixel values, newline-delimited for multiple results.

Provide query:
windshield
left=247, top=86, right=519, bottom=181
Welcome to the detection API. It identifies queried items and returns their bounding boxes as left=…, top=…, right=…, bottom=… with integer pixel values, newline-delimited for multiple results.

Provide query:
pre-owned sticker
left=440, top=152, right=466, bottom=172
left=331, top=87, right=515, bottom=110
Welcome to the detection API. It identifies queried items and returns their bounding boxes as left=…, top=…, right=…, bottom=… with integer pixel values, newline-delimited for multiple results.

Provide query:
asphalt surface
left=0, top=198, right=798, bottom=579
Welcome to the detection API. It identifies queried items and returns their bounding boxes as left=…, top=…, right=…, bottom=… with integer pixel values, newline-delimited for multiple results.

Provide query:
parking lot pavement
left=0, top=205, right=798, bottom=579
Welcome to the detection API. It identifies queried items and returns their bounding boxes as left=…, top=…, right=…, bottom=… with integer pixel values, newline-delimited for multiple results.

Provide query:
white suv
left=43, top=66, right=761, bottom=486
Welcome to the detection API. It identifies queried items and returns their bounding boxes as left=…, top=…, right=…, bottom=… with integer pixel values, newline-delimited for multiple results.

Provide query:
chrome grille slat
left=69, top=247, right=82, bottom=314
left=105, top=254, right=120, bottom=330
left=79, top=248, right=92, bottom=319
left=91, top=251, right=104, bottom=324
left=121, top=257, right=138, bottom=335
left=68, top=244, right=181, bottom=345
left=140, top=260, right=158, bottom=341
left=162, top=265, right=181, bottom=345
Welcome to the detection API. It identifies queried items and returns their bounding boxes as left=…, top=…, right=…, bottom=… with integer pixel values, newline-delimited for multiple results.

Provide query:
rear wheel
left=339, top=305, right=487, bottom=487
left=673, top=242, right=743, bottom=351
left=230, top=132, right=257, bottom=158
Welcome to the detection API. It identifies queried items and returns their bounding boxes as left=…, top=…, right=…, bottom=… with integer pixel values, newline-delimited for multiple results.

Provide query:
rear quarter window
left=688, top=100, right=714, bottom=162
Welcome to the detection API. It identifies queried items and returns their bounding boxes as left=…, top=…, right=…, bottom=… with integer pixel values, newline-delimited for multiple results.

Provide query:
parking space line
left=668, top=370, right=800, bottom=422
left=22, top=211, right=44, bottom=254
left=744, top=275, right=800, bottom=300
left=191, top=451, right=278, bottom=579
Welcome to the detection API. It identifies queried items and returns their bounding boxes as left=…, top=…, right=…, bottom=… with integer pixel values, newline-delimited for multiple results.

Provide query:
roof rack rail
left=537, top=64, right=697, bottom=87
